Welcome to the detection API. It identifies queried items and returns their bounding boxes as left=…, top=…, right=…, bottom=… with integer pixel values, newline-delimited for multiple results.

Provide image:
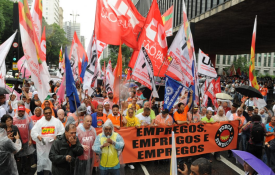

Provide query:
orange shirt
left=155, top=114, right=173, bottom=125
left=107, top=114, right=121, bottom=127
left=174, top=106, right=189, bottom=122
left=261, top=87, right=268, bottom=96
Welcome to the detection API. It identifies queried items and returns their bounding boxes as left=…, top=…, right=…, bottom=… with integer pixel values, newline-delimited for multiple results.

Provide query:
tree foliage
left=100, top=44, right=133, bottom=71
left=0, top=0, right=13, bottom=42
left=42, top=19, right=69, bottom=65
left=233, top=56, right=249, bottom=74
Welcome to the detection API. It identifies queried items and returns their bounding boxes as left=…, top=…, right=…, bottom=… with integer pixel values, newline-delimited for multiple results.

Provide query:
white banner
left=105, top=60, right=114, bottom=93
left=166, top=25, right=193, bottom=87
left=198, top=49, right=217, bottom=78
left=83, top=34, right=99, bottom=96
left=0, top=31, right=17, bottom=87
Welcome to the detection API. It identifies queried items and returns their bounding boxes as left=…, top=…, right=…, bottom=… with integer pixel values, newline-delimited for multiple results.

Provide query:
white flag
left=0, top=31, right=17, bottom=87
left=105, top=59, right=114, bottom=93
left=170, top=131, right=177, bottom=175
left=133, top=46, right=159, bottom=98
left=198, top=49, right=217, bottom=78
left=83, top=34, right=99, bottom=96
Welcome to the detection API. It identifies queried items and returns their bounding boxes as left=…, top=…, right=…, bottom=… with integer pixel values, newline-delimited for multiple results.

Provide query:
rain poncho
left=7, top=92, right=18, bottom=111
left=75, top=123, right=97, bottom=175
left=13, top=113, right=35, bottom=157
left=92, top=119, right=125, bottom=173
left=31, top=116, right=65, bottom=172
left=0, top=128, right=22, bottom=175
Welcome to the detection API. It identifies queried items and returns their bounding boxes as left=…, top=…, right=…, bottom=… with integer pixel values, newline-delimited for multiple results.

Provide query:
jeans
left=100, top=168, right=120, bottom=175
left=264, top=96, right=267, bottom=102
left=241, top=134, right=248, bottom=151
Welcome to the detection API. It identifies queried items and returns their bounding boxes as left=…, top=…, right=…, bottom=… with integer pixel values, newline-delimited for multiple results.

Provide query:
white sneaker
left=31, top=164, right=37, bottom=168
left=128, top=164, right=135, bottom=170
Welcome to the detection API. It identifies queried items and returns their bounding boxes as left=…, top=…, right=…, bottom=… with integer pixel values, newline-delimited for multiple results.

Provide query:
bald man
left=75, top=115, right=96, bottom=175
left=136, top=101, right=155, bottom=124
left=57, top=109, right=75, bottom=127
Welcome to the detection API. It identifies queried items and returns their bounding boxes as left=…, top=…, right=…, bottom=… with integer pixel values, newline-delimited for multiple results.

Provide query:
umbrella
left=0, top=87, right=11, bottom=94
left=232, top=150, right=275, bottom=175
left=124, top=82, right=138, bottom=88
left=216, top=93, right=233, bottom=100
left=5, top=78, right=24, bottom=84
left=235, top=85, right=263, bottom=98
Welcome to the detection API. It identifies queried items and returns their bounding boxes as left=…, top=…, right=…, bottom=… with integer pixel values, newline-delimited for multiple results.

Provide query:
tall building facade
left=59, top=7, right=63, bottom=28
left=80, top=36, right=85, bottom=49
left=215, top=53, right=275, bottom=75
left=27, top=0, right=60, bottom=25
left=63, top=21, right=81, bottom=43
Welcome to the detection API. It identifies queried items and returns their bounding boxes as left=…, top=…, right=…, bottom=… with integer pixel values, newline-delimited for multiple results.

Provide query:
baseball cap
left=162, top=109, right=169, bottom=114
left=18, top=106, right=25, bottom=111
left=247, top=106, right=254, bottom=111
left=207, top=107, right=214, bottom=112
left=107, top=91, right=113, bottom=95
left=104, top=101, right=110, bottom=106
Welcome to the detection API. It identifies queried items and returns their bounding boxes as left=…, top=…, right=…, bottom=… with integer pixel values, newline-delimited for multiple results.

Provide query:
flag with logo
left=113, top=42, right=123, bottom=104
left=83, top=34, right=100, bottom=96
left=95, top=0, right=145, bottom=49
left=59, top=46, right=65, bottom=74
left=162, top=5, right=174, bottom=37
left=164, top=75, right=184, bottom=111
left=65, top=47, right=80, bottom=113
left=214, top=77, right=221, bottom=93
left=0, top=31, right=17, bottom=87
left=19, top=0, right=46, bottom=101
left=227, top=64, right=236, bottom=76
left=106, top=59, right=114, bottom=93
left=198, top=49, right=217, bottom=78
left=129, top=0, right=169, bottom=77
left=31, top=0, right=43, bottom=41
left=69, top=31, right=87, bottom=81
left=205, top=79, right=219, bottom=110
left=249, top=17, right=259, bottom=90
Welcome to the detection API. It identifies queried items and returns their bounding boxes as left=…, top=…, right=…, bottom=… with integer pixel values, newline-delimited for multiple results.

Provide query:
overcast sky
left=60, top=0, right=97, bottom=50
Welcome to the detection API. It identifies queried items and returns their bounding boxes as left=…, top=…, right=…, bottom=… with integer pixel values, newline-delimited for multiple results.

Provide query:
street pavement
left=27, top=151, right=246, bottom=175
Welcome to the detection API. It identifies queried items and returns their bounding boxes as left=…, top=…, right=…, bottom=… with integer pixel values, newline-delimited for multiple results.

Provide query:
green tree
left=0, top=0, right=13, bottom=42
left=42, top=20, right=69, bottom=65
left=100, top=44, right=133, bottom=71
left=233, top=56, right=249, bottom=75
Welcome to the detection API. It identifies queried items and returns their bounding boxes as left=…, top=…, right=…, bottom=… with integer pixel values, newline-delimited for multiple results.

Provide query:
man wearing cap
left=103, top=91, right=115, bottom=108
left=136, top=101, right=156, bottom=124
left=92, top=119, right=125, bottom=174
left=13, top=101, right=35, bottom=174
left=31, top=107, right=65, bottom=175
left=68, top=104, right=87, bottom=126
left=173, top=90, right=193, bottom=125
left=155, top=109, right=173, bottom=126
left=226, top=103, right=238, bottom=120
left=103, top=101, right=112, bottom=116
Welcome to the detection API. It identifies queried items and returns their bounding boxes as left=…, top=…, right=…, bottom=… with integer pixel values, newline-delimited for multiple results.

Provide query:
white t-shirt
left=245, top=99, right=254, bottom=107
left=136, top=113, right=151, bottom=125
left=0, top=106, right=6, bottom=120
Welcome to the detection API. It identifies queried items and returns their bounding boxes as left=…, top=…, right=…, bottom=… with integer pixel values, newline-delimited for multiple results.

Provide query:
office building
left=63, top=21, right=81, bottom=43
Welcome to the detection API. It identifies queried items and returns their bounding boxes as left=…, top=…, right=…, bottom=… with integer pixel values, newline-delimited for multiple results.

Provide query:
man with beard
left=108, top=105, right=127, bottom=129
left=13, top=101, right=35, bottom=174
left=75, top=115, right=96, bottom=175
left=103, top=92, right=115, bottom=108
left=31, top=107, right=65, bottom=175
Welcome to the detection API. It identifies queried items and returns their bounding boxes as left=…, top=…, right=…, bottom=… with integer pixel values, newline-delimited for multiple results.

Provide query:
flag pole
left=73, top=93, right=78, bottom=118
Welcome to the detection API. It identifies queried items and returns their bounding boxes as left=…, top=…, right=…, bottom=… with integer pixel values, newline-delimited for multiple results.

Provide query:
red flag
left=237, top=67, right=241, bottom=76
left=214, top=77, right=221, bottom=94
left=205, top=79, right=219, bottom=110
left=40, top=26, right=46, bottom=61
left=113, top=42, right=123, bottom=104
left=128, top=0, right=168, bottom=77
left=69, top=32, right=87, bottom=80
left=95, top=0, right=145, bottom=49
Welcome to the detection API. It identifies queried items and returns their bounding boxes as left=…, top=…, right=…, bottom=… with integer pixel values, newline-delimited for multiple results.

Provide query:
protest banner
left=95, top=121, right=239, bottom=164
left=197, top=49, right=217, bottom=78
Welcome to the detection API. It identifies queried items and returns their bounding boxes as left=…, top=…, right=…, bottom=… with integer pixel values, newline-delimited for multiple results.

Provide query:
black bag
left=250, top=122, right=265, bottom=144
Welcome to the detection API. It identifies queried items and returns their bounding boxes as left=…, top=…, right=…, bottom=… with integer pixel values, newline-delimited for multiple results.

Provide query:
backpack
left=250, top=122, right=265, bottom=144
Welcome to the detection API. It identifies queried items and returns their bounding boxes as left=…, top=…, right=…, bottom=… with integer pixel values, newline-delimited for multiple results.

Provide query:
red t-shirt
left=31, top=115, right=43, bottom=144
left=91, top=100, right=98, bottom=109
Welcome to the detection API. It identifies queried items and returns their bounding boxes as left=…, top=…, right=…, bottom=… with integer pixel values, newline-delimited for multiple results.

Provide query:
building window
left=255, top=56, right=257, bottom=66
left=217, top=55, right=220, bottom=64
left=258, top=56, right=261, bottom=66
left=264, top=54, right=267, bottom=67
left=227, top=56, right=230, bottom=65
left=268, top=53, right=271, bottom=67
left=264, top=70, right=269, bottom=75
left=233, top=56, right=237, bottom=63
left=222, top=55, right=226, bottom=64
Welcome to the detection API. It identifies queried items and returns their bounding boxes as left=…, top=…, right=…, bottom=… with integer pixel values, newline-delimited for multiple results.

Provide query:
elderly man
left=187, top=107, right=200, bottom=123
left=222, top=102, right=231, bottom=114
left=31, top=107, right=65, bottom=175
left=103, top=101, right=112, bottom=116
left=200, top=107, right=207, bottom=119
left=49, top=123, right=83, bottom=175
left=92, top=119, right=125, bottom=175
left=75, top=115, right=97, bottom=175
left=58, top=109, right=75, bottom=127
left=136, top=101, right=157, bottom=124
left=13, top=101, right=35, bottom=174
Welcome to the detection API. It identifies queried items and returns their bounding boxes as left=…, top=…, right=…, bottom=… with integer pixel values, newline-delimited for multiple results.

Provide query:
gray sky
left=60, top=0, right=97, bottom=50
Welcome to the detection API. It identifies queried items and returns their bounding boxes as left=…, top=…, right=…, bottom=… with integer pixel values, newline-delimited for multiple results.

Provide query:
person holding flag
left=174, top=90, right=193, bottom=125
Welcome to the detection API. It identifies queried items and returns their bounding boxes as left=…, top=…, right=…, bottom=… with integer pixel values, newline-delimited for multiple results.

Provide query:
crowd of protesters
left=1, top=75, right=275, bottom=175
